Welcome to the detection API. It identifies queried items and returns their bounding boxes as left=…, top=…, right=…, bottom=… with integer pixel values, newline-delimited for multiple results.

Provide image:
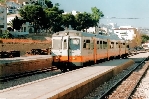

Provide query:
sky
left=50, top=0, right=149, bottom=28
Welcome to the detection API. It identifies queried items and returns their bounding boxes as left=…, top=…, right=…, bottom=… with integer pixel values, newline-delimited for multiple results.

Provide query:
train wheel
left=61, top=68, right=68, bottom=72
left=69, top=67, right=75, bottom=71
left=59, top=63, right=68, bottom=72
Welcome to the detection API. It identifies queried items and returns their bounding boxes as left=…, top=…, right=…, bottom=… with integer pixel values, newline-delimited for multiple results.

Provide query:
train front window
left=52, top=39, right=62, bottom=50
left=69, top=38, right=80, bottom=50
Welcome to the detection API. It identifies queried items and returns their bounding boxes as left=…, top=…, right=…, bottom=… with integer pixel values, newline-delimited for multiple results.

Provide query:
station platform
left=0, top=59, right=134, bottom=99
left=0, top=55, right=52, bottom=78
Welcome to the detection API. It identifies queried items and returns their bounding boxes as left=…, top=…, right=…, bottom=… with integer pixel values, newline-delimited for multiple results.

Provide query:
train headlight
left=65, top=32, right=69, bottom=35
left=55, top=56, right=59, bottom=59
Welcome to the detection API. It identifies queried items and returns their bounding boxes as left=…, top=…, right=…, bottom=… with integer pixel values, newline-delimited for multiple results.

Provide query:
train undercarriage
left=52, top=53, right=129, bottom=72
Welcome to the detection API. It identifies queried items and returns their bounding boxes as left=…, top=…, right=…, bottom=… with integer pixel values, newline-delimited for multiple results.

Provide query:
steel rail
left=96, top=57, right=148, bottom=99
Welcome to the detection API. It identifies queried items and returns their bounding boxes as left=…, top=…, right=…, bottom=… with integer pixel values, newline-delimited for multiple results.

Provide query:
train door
left=93, top=38, right=97, bottom=63
left=62, top=36, right=69, bottom=61
left=107, top=39, right=110, bottom=60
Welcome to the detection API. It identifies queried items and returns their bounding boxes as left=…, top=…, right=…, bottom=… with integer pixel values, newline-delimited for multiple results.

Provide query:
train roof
left=52, top=30, right=124, bottom=41
left=52, top=30, right=95, bottom=37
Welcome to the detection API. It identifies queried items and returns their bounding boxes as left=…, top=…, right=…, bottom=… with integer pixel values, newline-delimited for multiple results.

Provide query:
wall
left=0, top=43, right=51, bottom=56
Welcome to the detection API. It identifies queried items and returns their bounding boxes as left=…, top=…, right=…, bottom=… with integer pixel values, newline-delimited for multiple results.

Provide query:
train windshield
left=52, top=39, right=62, bottom=50
left=69, top=38, right=80, bottom=50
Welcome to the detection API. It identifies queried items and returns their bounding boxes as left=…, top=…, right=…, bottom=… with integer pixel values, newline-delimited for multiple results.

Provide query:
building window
left=24, top=27, right=26, bottom=32
left=21, top=27, right=23, bottom=32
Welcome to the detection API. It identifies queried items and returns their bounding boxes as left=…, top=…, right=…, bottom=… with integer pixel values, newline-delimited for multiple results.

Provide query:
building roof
left=7, top=14, right=22, bottom=23
left=114, top=28, right=136, bottom=30
left=7, top=14, right=21, bottom=18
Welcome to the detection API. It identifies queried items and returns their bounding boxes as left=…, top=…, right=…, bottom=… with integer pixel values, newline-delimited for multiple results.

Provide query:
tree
left=55, top=3, right=60, bottom=7
left=0, top=0, right=5, bottom=4
left=45, top=0, right=53, bottom=8
left=141, top=34, right=149, bottom=43
left=11, top=16, right=25, bottom=30
left=7, top=27, right=13, bottom=31
left=62, top=13, right=76, bottom=29
left=43, top=6, right=64, bottom=33
left=0, top=30, right=13, bottom=39
left=91, top=7, right=104, bottom=26
left=75, top=12, right=94, bottom=31
left=19, top=5, right=46, bottom=33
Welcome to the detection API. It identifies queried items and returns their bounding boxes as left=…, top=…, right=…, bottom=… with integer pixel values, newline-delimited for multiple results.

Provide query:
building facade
left=114, top=27, right=136, bottom=40
left=114, top=27, right=142, bottom=47
left=8, top=0, right=45, bottom=5
left=0, top=4, right=7, bottom=33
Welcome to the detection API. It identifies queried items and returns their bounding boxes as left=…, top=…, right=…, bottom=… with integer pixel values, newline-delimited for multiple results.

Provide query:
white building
left=37, top=0, right=45, bottom=6
left=7, top=14, right=22, bottom=25
left=63, top=10, right=80, bottom=16
left=71, top=10, right=79, bottom=15
left=10, top=22, right=33, bottom=36
left=114, top=27, right=136, bottom=40
left=98, top=23, right=118, bottom=35
left=0, top=4, right=7, bottom=33
left=109, top=23, right=118, bottom=29
left=6, top=1, right=21, bottom=14
left=7, top=0, right=46, bottom=7
left=7, top=14, right=34, bottom=36
left=86, top=27, right=96, bottom=33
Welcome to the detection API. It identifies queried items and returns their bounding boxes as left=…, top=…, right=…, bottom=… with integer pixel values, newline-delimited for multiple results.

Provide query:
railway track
left=0, top=66, right=58, bottom=81
left=83, top=57, right=149, bottom=99
left=106, top=61, right=149, bottom=99
left=0, top=66, right=60, bottom=90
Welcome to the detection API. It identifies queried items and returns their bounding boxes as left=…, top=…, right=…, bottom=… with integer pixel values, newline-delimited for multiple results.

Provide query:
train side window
left=116, top=42, right=118, bottom=48
left=100, top=41, right=102, bottom=49
left=123, top=43, right=125, bottom=48
left=105, top=42, right=107, bottom=49
left=97, top=41, right=99, bottom=49
left=52, top=39, right=62, bottom=49
left=86, top=40, right=90, bottom=43
left=119, top=43, right=122, bottom=48
left=86, top=40, right=90, bottom=49
left=83, top=40, right=86, bottom=48
left=111, top=42, right=114, bottom=49
left=113, top=42, right=115, bottom=48
left=103, top=41, right=107, bottom=49
left=63, top=39, right=67, bottom=49
left=103, top=41, right=105, bottom=49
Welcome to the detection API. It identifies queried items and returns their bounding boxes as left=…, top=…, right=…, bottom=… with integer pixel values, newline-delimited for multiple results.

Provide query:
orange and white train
left=51, top=30, right=129, bottom=72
